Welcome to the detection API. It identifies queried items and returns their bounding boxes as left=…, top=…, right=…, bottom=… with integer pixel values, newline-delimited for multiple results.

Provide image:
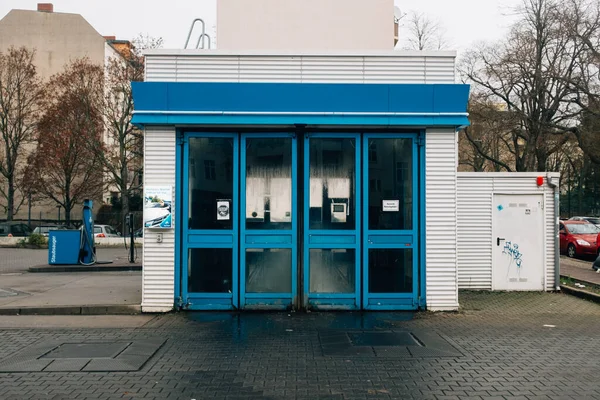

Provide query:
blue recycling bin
left=48, top=230, right=81, bottom=265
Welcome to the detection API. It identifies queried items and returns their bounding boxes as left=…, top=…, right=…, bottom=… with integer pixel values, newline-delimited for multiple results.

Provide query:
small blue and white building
left=132, top=50, right=559, bottom=313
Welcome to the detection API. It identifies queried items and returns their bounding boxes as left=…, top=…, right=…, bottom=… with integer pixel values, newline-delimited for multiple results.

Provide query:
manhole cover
left=348, top=332, right=419, bottom=346
left=0, top=338, right=166, bottom=372
left=42, top=343, right=130, bottom=359
left=318, top=329, right=463, bottom=358
left=0, top=288, right=18, bottom=297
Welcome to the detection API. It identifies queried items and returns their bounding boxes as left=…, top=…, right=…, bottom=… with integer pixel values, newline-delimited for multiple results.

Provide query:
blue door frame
left=181, top=132, right=239, bottom=310
left=240, top=133, right=298, bottom=309
left=362, top=133, right=419, bottom=310
left=303, top=133, right=362, bottom=310
left=177, top=130, right=424, bottom=311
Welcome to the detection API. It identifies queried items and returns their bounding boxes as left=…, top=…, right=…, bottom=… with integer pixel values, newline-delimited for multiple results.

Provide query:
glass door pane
left=367, top=138, right=413, bottom=230
left=309, top=138, right=356, bottom=230
left=241, top=135, right=296, bottom=309
left=305, top=135, right=360, bottom=310
left=183, top=134, right=238, bottom=310
left=188, top=138, right=234, bottom=230
left=363, top=135, right=418, bottom=310
left=245, top=138, right=292, bottom=230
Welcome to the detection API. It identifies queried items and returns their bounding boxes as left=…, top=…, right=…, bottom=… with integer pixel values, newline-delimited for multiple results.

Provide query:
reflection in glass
left=368, top=249, right=412, bottom=293
left=188, top=138, right=234, bottom=230
left=368, top=139, right=413, bottom=230
left=188, top=248, right=232, bottom=293
left=246, top=249, right=292, bottom=293
left=246, top=138, right=292, bottom=230
left=309, top=138, right=356, bottom=230
left=309, top=249, right=355, bottom=293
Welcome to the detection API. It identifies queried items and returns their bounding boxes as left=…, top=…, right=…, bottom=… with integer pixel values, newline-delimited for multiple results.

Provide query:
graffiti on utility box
left=502, top=241, right=523, bottom=268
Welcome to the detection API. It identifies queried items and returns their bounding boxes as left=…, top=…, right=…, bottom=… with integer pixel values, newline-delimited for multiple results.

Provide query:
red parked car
left=560, top=221, right=600, bottom=258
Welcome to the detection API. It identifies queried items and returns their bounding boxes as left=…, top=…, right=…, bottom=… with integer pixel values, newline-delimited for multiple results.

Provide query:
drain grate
left=348, top=332, right=419, bottom=346
left=319, top=329, right=463, bottom=358
left=0, top=338, right=166, bottom=372
left=41, top=343, right=131, bottom=359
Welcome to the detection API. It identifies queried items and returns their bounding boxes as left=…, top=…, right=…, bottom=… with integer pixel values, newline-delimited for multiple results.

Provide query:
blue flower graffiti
left=502, top=241, right=523, bottom=268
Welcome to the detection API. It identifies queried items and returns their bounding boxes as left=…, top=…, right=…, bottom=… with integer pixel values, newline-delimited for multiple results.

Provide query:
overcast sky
left=0, top=0, right=522, bottom=53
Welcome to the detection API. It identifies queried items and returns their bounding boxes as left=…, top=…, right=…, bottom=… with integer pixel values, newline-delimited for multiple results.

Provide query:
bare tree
left=459, top=0, right=587, bottom=172
left=556, top=0, right=600, bottom=163
left=88, top=35, right=162, bottom=231
left=26, top=59, right=104, bottom=224
left=459, top=95, right=516, bottom=171
left=401, top=11, right=448, bottom=50
left=0, top=47, right=44, bottom=220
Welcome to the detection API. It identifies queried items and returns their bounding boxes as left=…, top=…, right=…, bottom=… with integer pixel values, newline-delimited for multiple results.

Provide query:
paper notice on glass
left=382, top=200, right=400, bottom=212
left=217, top=200, right=230, bottom=220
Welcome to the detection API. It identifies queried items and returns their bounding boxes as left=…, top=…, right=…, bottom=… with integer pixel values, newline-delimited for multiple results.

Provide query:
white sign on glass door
left=217, top=200, right=230, bottom=220
left=382, top=200, right=400, bottom=212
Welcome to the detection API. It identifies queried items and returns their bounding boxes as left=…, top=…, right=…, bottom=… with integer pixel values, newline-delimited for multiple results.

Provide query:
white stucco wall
left=217, top=0, right=395, bottom=51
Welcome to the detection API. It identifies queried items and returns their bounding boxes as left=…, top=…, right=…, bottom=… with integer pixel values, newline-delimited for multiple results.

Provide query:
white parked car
left=93, top=224, right=121, bottom=238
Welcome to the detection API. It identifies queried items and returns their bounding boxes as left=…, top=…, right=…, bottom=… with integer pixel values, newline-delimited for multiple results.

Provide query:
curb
left=560, top=285, right=600, bottom=304
left=29, top=265, right=142, bottom=273
left=0, top=305, right=142, bottom=315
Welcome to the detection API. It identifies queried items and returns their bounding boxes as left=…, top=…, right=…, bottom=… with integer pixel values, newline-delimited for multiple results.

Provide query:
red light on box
left=536, top=176, right=544, bottom=186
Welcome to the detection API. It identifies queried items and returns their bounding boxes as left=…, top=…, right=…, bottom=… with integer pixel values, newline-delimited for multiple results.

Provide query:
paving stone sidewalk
left=0, top=291, right=599, bottom=399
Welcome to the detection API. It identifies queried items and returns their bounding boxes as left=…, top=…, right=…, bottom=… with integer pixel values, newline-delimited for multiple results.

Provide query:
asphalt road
left=0, top=246, right=138, bottom=273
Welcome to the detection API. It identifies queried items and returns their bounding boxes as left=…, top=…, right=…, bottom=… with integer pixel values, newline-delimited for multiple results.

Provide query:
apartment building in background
left=0, top=3, right=131, bottom=222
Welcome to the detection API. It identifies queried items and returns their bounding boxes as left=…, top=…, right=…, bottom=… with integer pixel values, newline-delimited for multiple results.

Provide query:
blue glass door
left=362, top=134, right=419, bottom=310
left=304, top=134, right=361, bottom=310
left=182, top=133, right=239, bottom=310
left=240, top=133, right=297, bottom=309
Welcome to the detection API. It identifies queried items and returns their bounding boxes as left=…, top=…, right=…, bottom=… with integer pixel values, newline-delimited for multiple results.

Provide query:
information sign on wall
left=144, top=186, right=173, bottom=228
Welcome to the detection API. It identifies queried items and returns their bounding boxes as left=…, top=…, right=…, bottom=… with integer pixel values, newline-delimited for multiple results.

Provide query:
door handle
left=497, top=237, right=505, bottom=246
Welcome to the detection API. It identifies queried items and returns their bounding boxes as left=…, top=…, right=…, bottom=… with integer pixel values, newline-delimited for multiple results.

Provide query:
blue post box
left=48, top=230, right=81, bottom=265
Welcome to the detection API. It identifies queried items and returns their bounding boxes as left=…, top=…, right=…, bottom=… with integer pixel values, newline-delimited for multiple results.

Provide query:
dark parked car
left=0, top=222, right=32, bottom=237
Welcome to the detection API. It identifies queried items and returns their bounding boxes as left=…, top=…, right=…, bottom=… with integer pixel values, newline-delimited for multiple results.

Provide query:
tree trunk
left=121, top=162, right=129, bottom=235
left=7, top=179, right=14, bottom=221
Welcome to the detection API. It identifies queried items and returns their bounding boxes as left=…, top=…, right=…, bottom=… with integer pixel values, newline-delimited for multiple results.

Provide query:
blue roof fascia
left=131, top=112, right=469, bottom=128
left=131, top=82, right=470, bottom=128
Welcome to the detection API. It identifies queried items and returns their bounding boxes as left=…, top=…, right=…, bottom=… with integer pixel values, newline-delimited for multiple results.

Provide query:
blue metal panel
left=174, top=130, right=183, bottom=306
left=304, top=132, right=361, bottom=310
left=367, top=235, right=413, bottom=245
left=131, top=82, right=470, bottom=128
left=48, top=230, right=81, bottom=265
left=308, top=235, right=357, bottom=245
left=132, top=82, right=469, bottom=113
left=187, top=234, right=235, bottom=244
left=419, top=129, right=427, bottom=309
left=244, top=235, right=293, bottom=245
left=362, top=133, right=420, bottom=311
left=239, top=133, right=297, bottom=309
left=181, top=132, right=239, bottom=310
left=132, top=113, right=470, bottom=128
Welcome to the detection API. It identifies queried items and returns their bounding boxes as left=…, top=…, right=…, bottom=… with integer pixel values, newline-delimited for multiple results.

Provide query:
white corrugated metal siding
left=144, top=50, right=456, bottom=84
left=425, top=128, right=459, bottom=311
left=142, top=126, right=176, bottom=312
left=456, top=173, right=559, bottom=291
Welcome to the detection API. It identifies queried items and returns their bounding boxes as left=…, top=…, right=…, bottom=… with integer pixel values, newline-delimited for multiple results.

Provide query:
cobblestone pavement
left=0, top=291, right=600, bottom=399
left=0, top=247, right=135, bottom=273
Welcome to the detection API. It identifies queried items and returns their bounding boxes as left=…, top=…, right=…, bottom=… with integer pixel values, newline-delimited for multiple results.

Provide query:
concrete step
left=0, top=304, right=142, bottom=315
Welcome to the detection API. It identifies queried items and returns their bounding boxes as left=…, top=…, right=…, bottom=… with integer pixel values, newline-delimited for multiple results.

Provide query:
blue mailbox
left=48, top=230, right=81, bottom=265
